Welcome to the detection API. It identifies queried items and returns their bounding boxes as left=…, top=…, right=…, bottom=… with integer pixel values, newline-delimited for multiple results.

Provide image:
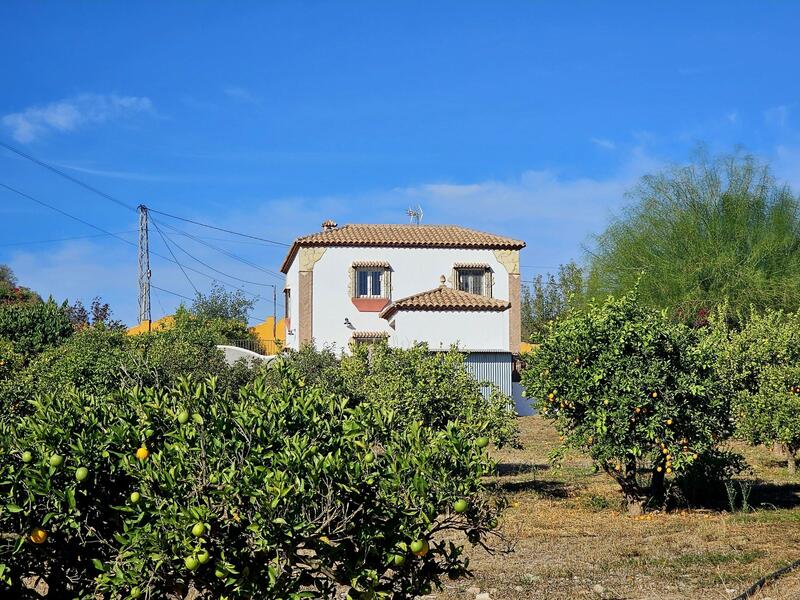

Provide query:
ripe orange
left=666, top=467, right=673, bottom=474
left=652, top=392, right=658, bottom=398
left=665, top=419, right=673, bottom=426
left=135, top=447, right=149, bottom=461
left=656, top=466, right=663, bottom=472
left=29, top=527, right=47, bottom=544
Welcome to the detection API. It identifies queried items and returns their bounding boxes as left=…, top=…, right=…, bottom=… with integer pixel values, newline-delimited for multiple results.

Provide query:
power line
left=1, top=182, right=262, bottom=300
left=150, top=218, right=277, bottom=289
left=0, top=140, right=290, bottom=246
left=0, top=182, right=140, bottom=247
left=0, top=141, right=136, bottom=212
left=150, top=217, right=199, bottom=295
left=148, top=207, right=289, bottom=247
left=156, top=218, right=283, bottom=280
left=0, top=230, right=137, bottom=247
left=151, top=285, right=193, bottom=301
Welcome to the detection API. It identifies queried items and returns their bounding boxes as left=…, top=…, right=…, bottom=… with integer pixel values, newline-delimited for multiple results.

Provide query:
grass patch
left=435, top=416, right=800, bottom=600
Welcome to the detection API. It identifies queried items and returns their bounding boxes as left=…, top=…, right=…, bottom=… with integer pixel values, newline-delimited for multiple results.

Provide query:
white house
left=280, top=221, right=526, bottom=396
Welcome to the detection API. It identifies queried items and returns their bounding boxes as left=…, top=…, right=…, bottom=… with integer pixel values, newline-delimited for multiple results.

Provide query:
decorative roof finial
left=321, top=219, right=337, bottom=231
left=439, top=274, right=446, bottom=287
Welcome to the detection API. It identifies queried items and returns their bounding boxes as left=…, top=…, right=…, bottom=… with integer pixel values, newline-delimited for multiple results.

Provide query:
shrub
left=340, top=343, right=520, bottom=447
left=0, top=299, right=73, bottom=359
left=522, top=290, right=736, bottom=514
left=0, top=371, right=504, bottom=598
left=25, top=328, right=129, bottom=397
left=716, top=309, right=800, bottom=473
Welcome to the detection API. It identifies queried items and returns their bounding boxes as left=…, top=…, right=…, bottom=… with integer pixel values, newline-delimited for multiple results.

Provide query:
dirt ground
left=435, top=416, right=800, bottom=600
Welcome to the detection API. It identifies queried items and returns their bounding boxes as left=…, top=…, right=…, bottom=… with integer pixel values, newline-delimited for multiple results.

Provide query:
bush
left=340, top=343, right=520, bottom=448
left=0, top=299, right=74, bottom=359
left=522, top=290, right=736, bottom=514
left=0, top=371, right=503, bottom=598
left=25, top=328, right=129, bottom=398
left=717, top=308, right=800, bottom=472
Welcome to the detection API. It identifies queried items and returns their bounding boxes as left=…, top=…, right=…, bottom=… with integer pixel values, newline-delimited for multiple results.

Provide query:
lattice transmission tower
left=137, top=204, right=151, bottom=326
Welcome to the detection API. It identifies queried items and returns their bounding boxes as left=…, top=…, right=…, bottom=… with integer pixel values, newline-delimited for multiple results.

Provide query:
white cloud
left=590, top=137, right=616, bottom=150
left=2, top=94, right=153, bottom=143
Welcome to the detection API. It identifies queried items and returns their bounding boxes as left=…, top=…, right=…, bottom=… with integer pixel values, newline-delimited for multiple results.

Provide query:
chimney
left=321, top=219, right=337, bottom=231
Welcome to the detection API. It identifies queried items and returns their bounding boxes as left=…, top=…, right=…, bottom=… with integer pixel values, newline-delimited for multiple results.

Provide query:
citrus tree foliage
left=587, top=152, right=800, bottom=323
left=717, top=309, right=800, bottom=472
left=0, top=371, right=503, bottom=598
left=522, top=291, right=735, bottom=514
left=340, top=343, right=520, bottom=448
left=0, top=298, right=74, bottom=359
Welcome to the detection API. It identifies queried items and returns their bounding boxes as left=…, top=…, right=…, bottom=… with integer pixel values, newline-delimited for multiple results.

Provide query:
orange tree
left=717, top=309, right=800, bottom=473
left=522, top=290, right=736, bottom=514
left=0, top=367, right=503, bottom=598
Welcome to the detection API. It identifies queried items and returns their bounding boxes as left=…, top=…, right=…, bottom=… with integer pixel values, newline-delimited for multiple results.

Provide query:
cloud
left=726, top=111, right=738, bottom=124
left=2, top=94, right=153, bottom=143
left=223, top=87, right=260, bottom=104
left=590, top=137, right=616, bottom=150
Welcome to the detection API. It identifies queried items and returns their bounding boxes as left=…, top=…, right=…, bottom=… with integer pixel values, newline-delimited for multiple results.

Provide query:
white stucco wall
left=286, top=246, right=511, bottom=353
left=284, top=256, right=300, bottom=350
left=390, top=310, right=509, bottom=350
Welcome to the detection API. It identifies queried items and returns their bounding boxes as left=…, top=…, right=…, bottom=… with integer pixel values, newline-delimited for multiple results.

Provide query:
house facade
left=280, top=221, right=526, bottom=394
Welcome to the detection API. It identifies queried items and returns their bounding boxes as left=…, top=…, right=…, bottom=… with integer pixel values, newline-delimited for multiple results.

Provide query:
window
left=355, top=269, right=385, bottom=298
left=456, top=268, right=487, bottom=296
left=283, top=288, right=291, bottom=328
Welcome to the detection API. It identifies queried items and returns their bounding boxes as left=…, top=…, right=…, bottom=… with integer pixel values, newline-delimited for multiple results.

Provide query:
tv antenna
left=406, top=204, right=424, bottom=225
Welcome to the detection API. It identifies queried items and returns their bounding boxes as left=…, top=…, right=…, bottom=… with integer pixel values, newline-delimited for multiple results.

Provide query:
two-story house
left=280, top=221, right=526, bottom=396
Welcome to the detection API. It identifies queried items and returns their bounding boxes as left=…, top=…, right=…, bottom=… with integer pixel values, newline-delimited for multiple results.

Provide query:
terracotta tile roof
left=379, top=285, right=510, bottom=319
left=281, top=224, right=525, bottom=272
left=351, top=330, right=389, bottom=338
left=351, top=260, right=391, bottom=268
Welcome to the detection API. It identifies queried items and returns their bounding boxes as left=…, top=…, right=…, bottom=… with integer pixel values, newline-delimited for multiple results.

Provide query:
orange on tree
left=474, top=436, right=489, bottom=449
left=21, top=451, right=32, bottom=463
left=192, top=522, right=206, bottom=537
left=130, top=491, right=142, bottom=504
left=49, top=454, right=64, bottom=468
left=453, top=499, right=469, bottom=514
left=184, top=555, right=200, bottom=571
left=197, top=550, right=211, bottom=565
left=410, top=539, right=429, bottom=557
left=135, top=446, right=149, bottom=461
left=75, top=467, right=89, bottom=482
left=29, top=527, right=47, bottom=544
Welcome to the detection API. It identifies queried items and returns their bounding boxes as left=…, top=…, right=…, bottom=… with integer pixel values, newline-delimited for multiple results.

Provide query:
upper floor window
left=356, top=269, right=384, bottom=298
left=351, top=261, right=391, bottom=299
left=454, top=264, right=492, bottom=297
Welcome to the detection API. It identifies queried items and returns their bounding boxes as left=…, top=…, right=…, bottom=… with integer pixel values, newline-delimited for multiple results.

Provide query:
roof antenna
left=406, top=204, right=424, bottom=225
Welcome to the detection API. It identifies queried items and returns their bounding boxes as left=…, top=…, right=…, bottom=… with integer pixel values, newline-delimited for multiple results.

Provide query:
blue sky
left=2, top=2, right=799, bottom=325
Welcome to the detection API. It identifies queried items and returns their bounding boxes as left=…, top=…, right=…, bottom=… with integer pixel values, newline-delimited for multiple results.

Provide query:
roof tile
left=379, top=286, right=510, bottom=319
left=281, top=224, right=525, bottom=272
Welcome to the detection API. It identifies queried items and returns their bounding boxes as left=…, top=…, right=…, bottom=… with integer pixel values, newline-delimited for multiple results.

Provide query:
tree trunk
left=785, top=444, right=797, bottom=474
left=611, top=459, right=647, bottom=515
left=624, top=493, right=646, bottom=516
